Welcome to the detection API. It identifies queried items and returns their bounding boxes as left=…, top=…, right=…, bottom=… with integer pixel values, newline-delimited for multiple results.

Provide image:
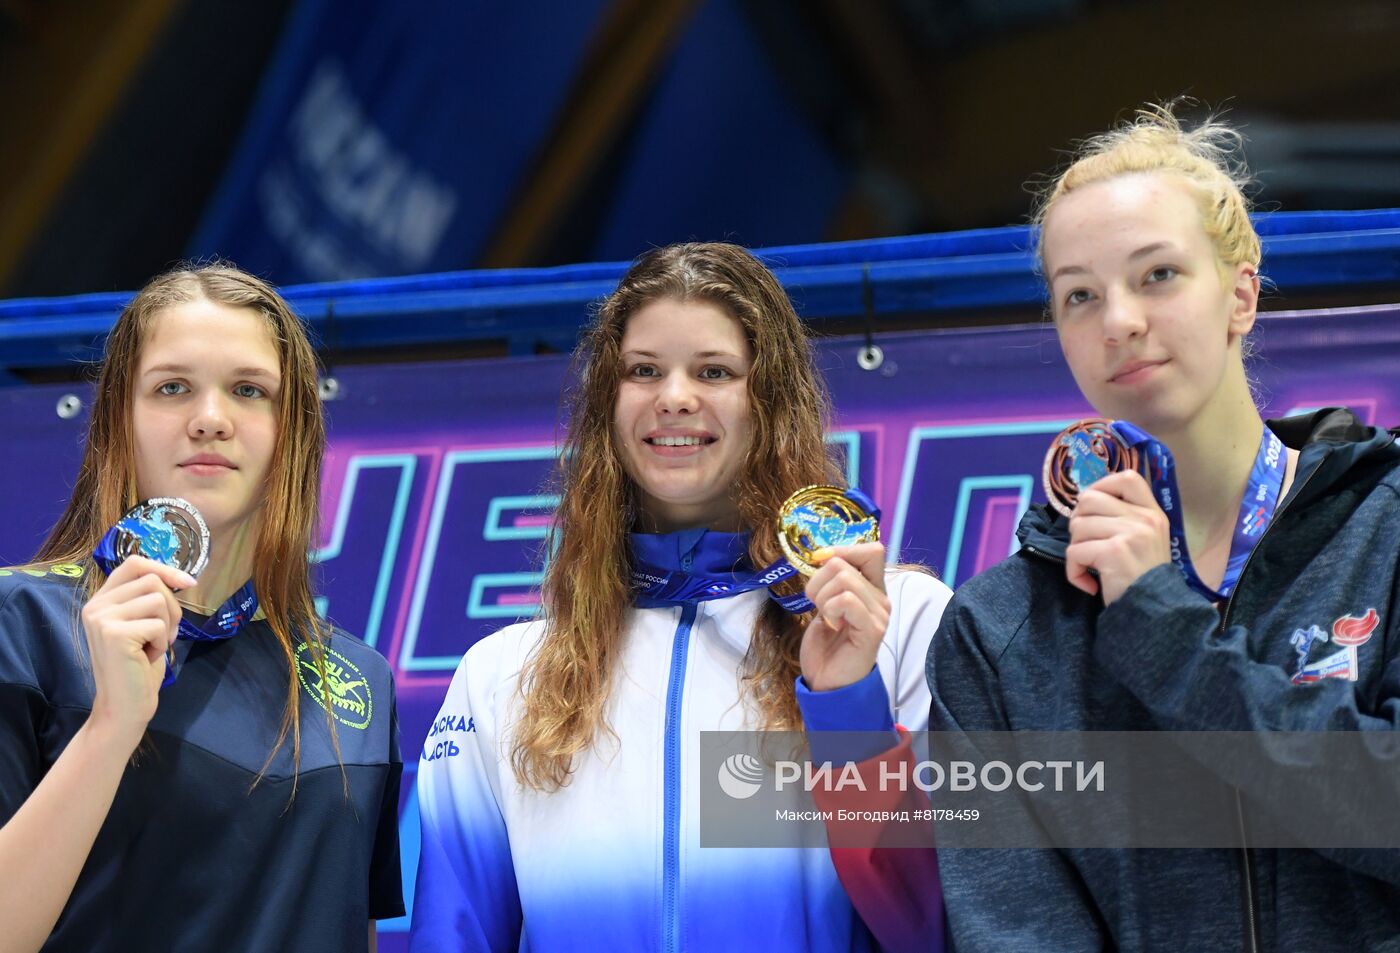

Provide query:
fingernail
left=177, top=572, right=197, bottom=588
left=811, top=547, right=834, bottom=562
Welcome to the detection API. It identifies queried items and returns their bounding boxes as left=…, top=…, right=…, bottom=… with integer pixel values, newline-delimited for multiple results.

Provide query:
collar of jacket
left=629, top=527, right=753, bottom=574
left=1016, top=407, right=1397, bottom=562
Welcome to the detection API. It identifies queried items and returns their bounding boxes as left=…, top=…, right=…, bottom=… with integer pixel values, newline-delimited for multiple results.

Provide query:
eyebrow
left=1049, top=242, right=1180, bottom=283
left=622, top=350, right=744, bottom=360
left=1049, top=264, right=1088, bottom=283
left=142, top=363, right=280, bottom=380
left=1127, top=241, right=1174, bottom=261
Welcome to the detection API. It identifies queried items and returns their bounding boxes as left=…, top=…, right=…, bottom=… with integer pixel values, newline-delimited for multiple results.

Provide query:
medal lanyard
left=1111, top=421, right=1286, bottom=600
left=156, top=582, right=259, bottom=686
left=176, top=580, right=259, bottom=643
left=630, top=488, right=881, bottom=615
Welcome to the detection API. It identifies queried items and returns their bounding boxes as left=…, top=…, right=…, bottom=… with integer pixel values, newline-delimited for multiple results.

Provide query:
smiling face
left=1043, top=172, right=1259, bottom=437
left=131, top=297, right=281, bottom=538
left=613, top=297, right=754, bottom=532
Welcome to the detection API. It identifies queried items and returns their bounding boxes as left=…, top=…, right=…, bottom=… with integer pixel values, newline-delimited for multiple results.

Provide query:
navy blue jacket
left=0, top=566, right=404, bottom=952
left=928, top=409, right=1400, bottom=952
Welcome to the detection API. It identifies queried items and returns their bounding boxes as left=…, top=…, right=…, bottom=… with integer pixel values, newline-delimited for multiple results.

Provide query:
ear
left=1226, top=263, right=1260, bottom=340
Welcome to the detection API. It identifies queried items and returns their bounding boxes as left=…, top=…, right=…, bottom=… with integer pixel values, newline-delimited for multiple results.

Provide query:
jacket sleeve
left=408, top=643, right=522, bottom=952
left=1095, top=562, right=1400, bottom=884
left=797, top=570, right=952, bottom=953
left=798, top=570, right=951, bottom=756
left=928, top=587, right=1110, bottom=953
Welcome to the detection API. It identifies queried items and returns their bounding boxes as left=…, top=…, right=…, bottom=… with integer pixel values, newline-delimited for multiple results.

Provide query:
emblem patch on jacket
left=295, top=641, right=373, bottom=729
left=1290, top=608, right=1379, bottom=684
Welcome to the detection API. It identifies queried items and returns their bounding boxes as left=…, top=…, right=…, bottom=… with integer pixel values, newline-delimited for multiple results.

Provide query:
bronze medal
left=1042, top=419, right=1140, bottom=517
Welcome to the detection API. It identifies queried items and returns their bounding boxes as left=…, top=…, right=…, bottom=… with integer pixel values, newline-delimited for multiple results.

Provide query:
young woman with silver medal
left=928, top=104, right=1400, bottom=951
left=410, top=243, right=952, bottom=952
left=0, top=265, right=403, bottom=952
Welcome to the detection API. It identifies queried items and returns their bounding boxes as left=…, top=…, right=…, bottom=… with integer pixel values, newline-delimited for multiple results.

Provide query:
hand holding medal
left=1046, top=418, right=1286, bottom=604
left=91, top=497, right=260, bottom=686
left=81, top=499, right=205, bottom=743
left=777, top=486, right=893, bottom=693
left=1045, top=419, right=1174, bottom=603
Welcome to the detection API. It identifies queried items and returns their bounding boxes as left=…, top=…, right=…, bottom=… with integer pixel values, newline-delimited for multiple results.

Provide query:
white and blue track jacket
left=410, top=531, right=950, bottom=952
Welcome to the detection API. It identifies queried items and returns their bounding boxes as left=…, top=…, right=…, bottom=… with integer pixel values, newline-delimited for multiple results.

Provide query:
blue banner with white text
left=189, top=0, right=611, bottom=282
left=189, top=0, right=850, bottom=284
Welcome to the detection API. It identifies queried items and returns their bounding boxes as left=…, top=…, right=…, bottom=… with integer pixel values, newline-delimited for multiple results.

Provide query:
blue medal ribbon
left=156, top=579, right=260, bottom=682
left=1110, top=421, right=1286, bottom=601
left=176, top=580, right=260, bottom=643
left=629, top=489, right=881, bottom=615
left=631, top=558, right=813, bottom=612
left=158, top=582, right=259, bottom=686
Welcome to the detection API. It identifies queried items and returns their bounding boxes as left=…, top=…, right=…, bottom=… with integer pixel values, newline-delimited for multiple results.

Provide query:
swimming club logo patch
left=1290, top=609, right=1379, bottom=684
left=295, top=641, right=373, bottom=729
left=0, top=564, right=84, bottom=579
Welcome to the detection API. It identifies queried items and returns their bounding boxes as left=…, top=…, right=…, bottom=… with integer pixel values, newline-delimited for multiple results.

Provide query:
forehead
left=1043, top=173, right=1212, bottom=267
left=139, top=297, right=280, bottom=367
left=620, top=297, right=749, bottom=354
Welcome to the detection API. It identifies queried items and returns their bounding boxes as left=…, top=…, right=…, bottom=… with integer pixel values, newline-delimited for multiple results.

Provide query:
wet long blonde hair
left=35, top=263, right=339, bottom=780
left=512, top=243, right=841, bottom=791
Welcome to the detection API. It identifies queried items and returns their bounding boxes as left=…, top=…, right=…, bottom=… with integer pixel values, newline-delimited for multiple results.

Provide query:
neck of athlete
left=1149, top=371, right=1296, bottom=590
left=180, top=517, right=258, bottom=614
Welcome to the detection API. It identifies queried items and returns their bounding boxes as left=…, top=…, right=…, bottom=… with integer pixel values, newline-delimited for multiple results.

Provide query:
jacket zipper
left=1217, top=459, right=1321, bottom=953
left=662, top=602, right=698, bottom=953
left=1234, top=789, right=1259, bottom=953
left=1027, top=537, right=1258, bottom=945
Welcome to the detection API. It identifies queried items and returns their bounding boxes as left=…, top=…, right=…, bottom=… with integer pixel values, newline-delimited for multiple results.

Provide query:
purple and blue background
left=1, top=305, right=1396, bottom=946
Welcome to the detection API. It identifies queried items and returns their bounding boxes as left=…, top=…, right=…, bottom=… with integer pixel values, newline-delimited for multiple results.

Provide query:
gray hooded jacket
left=928, top=409, right=1400, bottom=952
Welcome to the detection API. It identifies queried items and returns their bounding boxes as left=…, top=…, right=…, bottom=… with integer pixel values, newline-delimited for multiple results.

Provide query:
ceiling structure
left=1, top=0, right=1397, bottom=299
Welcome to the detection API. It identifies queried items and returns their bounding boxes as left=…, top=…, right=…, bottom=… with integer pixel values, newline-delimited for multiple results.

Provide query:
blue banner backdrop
left=2, top=307, right=1397, bottom=946
left=188, top=0, right=611, bottom=283
left=188, top=0, right=849, bottom=286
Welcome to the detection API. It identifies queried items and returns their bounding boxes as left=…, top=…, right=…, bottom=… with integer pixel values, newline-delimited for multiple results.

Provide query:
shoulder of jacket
left=449, top=618, right=547, bottom=695
left=884, top=565, right=954, bottom=603
left=940, top=556, right=1049, bottom=660
left=319, top=624, right=395, bottom=682
left=0, top=566, right=85, bottom=605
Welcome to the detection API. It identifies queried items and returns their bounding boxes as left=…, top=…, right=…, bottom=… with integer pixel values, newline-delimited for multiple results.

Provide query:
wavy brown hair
left=512, top=242, right=842, bottom=791
left=35, top=263, right=340, bottom=782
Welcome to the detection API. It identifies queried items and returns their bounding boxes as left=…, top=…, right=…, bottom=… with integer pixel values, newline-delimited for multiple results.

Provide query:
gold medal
left=1042, top=419, right=1140, bottom=517
left=777, top=485, right=880, bottom=576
